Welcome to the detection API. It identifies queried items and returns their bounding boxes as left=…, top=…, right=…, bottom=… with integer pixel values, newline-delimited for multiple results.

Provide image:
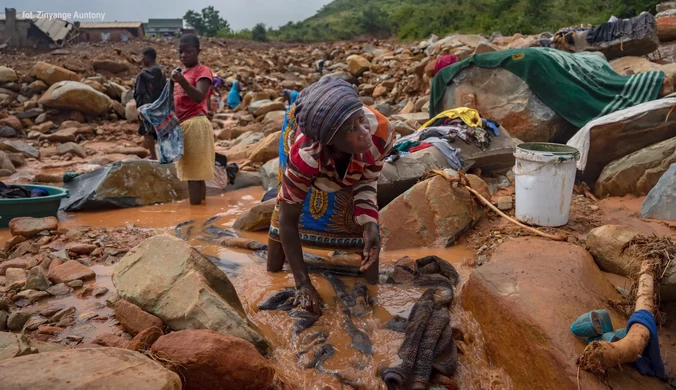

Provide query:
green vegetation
left=252, top=23, right=268, bottom=42
left=264, top=0, right=661, bottom=42
left=184, top=6, right=231, bottom=37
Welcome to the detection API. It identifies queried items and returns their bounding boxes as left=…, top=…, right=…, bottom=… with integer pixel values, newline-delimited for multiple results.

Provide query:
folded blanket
left=430, top=48, right=664, bottom=128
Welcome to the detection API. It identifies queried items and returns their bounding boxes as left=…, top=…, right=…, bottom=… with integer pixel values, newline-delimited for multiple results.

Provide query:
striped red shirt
left=279, top=105, right=394, bottom=225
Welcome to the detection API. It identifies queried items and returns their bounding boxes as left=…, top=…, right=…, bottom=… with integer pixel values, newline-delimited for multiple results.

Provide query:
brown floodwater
left=0, top=187, right=513, bottom=389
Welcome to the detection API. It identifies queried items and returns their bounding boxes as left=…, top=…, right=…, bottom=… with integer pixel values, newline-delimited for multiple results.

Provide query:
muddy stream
left=0, top=187, right=513, bottom=390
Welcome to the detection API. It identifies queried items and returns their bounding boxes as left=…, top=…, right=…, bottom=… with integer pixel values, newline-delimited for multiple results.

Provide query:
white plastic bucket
left=513, top=143, right=580, bottom=227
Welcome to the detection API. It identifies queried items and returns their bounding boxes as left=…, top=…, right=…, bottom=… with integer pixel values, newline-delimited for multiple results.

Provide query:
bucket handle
left=513, top=160, right=565, bottom=176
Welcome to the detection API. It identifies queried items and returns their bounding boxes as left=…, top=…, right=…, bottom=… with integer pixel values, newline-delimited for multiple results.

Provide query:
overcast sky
left=5, top=0, right=333, bottom=30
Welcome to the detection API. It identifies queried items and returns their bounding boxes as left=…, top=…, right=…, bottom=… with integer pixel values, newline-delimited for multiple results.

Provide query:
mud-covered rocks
left=25, top=266, right=50, bottom=291
left=0, top=116, right=22, bottom=131
left=657, top=9, right=676, bottom=42
left=596, top=137, right=676, bottom=197
left=0, top=151, right=15, bottom=173
left=60, top=160, right=189, bottom=211
left=0, top=66, right=17, bottom=84
left=380, top=175, right=483, bottom=250
left=436, top=67, right=575, bottom=142
left=253, top=101, right=285, bottom=117
left=150, top=329, right=275, bottom=390
left=586, top=225, right=643, bottom=276
left=92, top=59, right=131, bottom=74
left=33, top=61, right=79, bottom=86
left=0, top=348, right=181, bottom=389
left=38, top=81, right=112, bottom=116
left=641, top=162, right=676, bottom=221
left=248, top=131, right=280, bottom=163
left=462, top=237, right=663, bottom=390
left=114, top=300, right=164, bottom=336
left=260, top=157, right=279, bottom=191
left=113, top=235, right=271, bottom=355
left=233, top=199, right=276, bottom=231
left=347, top=55, right=371, bottom=77
left=9, top=217, right=58, bottom=238
left=56, top=142, right=87, bottom=158
left=125, top=100, right=138, bottom=122
left=47, top=260, right=95, bottom=284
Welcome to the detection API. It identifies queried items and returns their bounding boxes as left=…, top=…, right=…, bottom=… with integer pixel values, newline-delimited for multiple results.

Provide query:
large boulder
left=92, top=59, right=131, bottom=74
left=586, top=225, right=643, bottom=277
left=232, top=199, right=275, bottom=231
left=0, top=66, right=17, bottom=84
left=253, top=101, right=285, bottom=117
left=567, top=97, right=676, bottom=183
left=0, top=331, right=64, bottom=360
left=0, top=348, right=181, bottom=389
left=657, top=9, right=676, bottom=42
left=377, top=148, right=451, bottom=206
left=113, top=235, right=271, bottom=355
left=248, top=131, right=280, bottom=163
left=150, top=329, right=275, bottom=390
left=641, top=162, right=676, bottom=221
left=346, top=55, right=371, bottom=77
left=595, top=137, right=676, bottom=197
left=462, top=237, right=666, bottom=390
left=247, top=99, right=272, bottom=115
left=437, top=66, right=576, bottom=142
left=33, top=61, right=79, bottom=85
left=60, top=160, right=189, bottom=212
left=39, top=81, right=112, bottom=116
left=380, top=175, right=483, bottom=250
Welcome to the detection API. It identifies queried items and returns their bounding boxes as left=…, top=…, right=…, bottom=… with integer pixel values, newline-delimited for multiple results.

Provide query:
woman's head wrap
left=294, top=77, right=363, bottom=145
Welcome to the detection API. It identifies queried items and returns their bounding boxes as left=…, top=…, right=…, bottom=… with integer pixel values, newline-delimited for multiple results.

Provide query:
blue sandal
left=571, top=309, right=613, bottom=338
left=586, top=328, right=627, bottom=344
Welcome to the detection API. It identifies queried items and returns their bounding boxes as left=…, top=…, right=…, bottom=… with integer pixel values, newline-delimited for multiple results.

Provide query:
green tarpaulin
left=429, top=48, right=664, bottom=128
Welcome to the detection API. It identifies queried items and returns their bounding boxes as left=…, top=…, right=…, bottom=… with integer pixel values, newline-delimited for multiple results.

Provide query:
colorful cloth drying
left=138, top=81, right=185, bottom=164
left=430, top=48, right=665, bottom=128
left=420, top=107, right=482, bottom=130
left=433, top=54, right=458, bottom=77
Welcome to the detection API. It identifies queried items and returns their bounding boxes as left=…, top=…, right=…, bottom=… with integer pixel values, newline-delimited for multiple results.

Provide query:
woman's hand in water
left=295, top=284, right=323, bottom=316
left=361, top=222, right=381, bottom=272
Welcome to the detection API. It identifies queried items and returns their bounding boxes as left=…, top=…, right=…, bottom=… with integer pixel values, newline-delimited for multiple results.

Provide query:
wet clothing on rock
left=174, top=64, right=213, bottom=122
left=381, top=288, right=458, bottom=389
left=586, top=12, right=656, bottom=43
left=227, top=79, right=241, bottom=109
left=269, top=102, right=394, bottom=251
left=134, top=64, right=166, bottom=138
left=205, top=153, right=238, bottom=190
left=0, top=182, right=48, bottom=199
left=430, top=48, right=665, bottom=128
left=175, top=115, right=215, bottom=181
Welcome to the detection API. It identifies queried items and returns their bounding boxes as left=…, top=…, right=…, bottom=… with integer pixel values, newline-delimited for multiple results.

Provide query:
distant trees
left=358, top=5, right=391, bottom=37
left=252, top=23, right=268, bottom=42
left=184, top=6, right=230, bottom=37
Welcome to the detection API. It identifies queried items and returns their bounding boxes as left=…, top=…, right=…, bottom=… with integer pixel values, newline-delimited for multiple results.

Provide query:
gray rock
left=224, top=171, right=262, bottom=193
left=0, top=348, right=181, bottom=389
left=233, top=199, right=275, bottom=232
left=0, top=151, right=15, bottom=173
left=0, top=310, right=8, bottom=331
left=596, top=137, right=676, bottom=197
left=641, top=163, right=676, bottom=221
left=373, top=103, right=393, bottom=117
left=259, top=157, right=279, bottom=191
left=322, top=71, right=356, bottom=84
left=47, top=283, right=72, bottom=296
left=247, top=99, right=272, bottom=115
left=7, top=309, right=37, bottom=331
left=0, top=140, right=39, bottom=159
left=113, top=234, right=271, bottom=355
left=60, top=160, right=189, bottom=212
left=56, top=142, right=87, bottom=158
left=25, top=267, right=50, bottom=291
left=0, top=126, right=16, bottom=138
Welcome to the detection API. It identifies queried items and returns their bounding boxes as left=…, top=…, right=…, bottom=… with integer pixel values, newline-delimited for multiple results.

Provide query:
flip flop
left=571, top=311, right=603, bottom=338
left=593, top=309, right=614, bottom=333
left=586, top=328, right=628, bottom=344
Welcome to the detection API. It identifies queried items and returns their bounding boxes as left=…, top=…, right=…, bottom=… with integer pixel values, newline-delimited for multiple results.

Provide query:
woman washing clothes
left=267, top=77, right=394, bottom=316
left=170, top=34, right=215, bottom=205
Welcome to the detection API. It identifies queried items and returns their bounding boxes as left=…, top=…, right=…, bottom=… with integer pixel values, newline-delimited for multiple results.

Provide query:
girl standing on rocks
left=170, top=34, right=215, bottom=205
left=267, top=77, right=394, bottom=316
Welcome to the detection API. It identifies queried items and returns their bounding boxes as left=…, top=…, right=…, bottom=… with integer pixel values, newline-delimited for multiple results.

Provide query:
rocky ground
left=1, top=9, right=676, bottom=390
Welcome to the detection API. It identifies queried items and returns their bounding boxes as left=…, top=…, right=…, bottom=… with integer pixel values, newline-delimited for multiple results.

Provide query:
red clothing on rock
left=174, top=64, right=214, bottom=122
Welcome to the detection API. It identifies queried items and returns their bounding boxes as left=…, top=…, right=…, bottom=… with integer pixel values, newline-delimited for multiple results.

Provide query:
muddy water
left=1, top=188, right=513, bottom=390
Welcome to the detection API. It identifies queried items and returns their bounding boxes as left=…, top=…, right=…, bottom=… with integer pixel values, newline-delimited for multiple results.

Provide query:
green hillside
left=269, top=0, right=661, bottom=42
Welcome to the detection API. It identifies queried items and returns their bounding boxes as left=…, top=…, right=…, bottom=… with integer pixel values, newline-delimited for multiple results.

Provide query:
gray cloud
left=4, top=0, right=332, bottom=30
